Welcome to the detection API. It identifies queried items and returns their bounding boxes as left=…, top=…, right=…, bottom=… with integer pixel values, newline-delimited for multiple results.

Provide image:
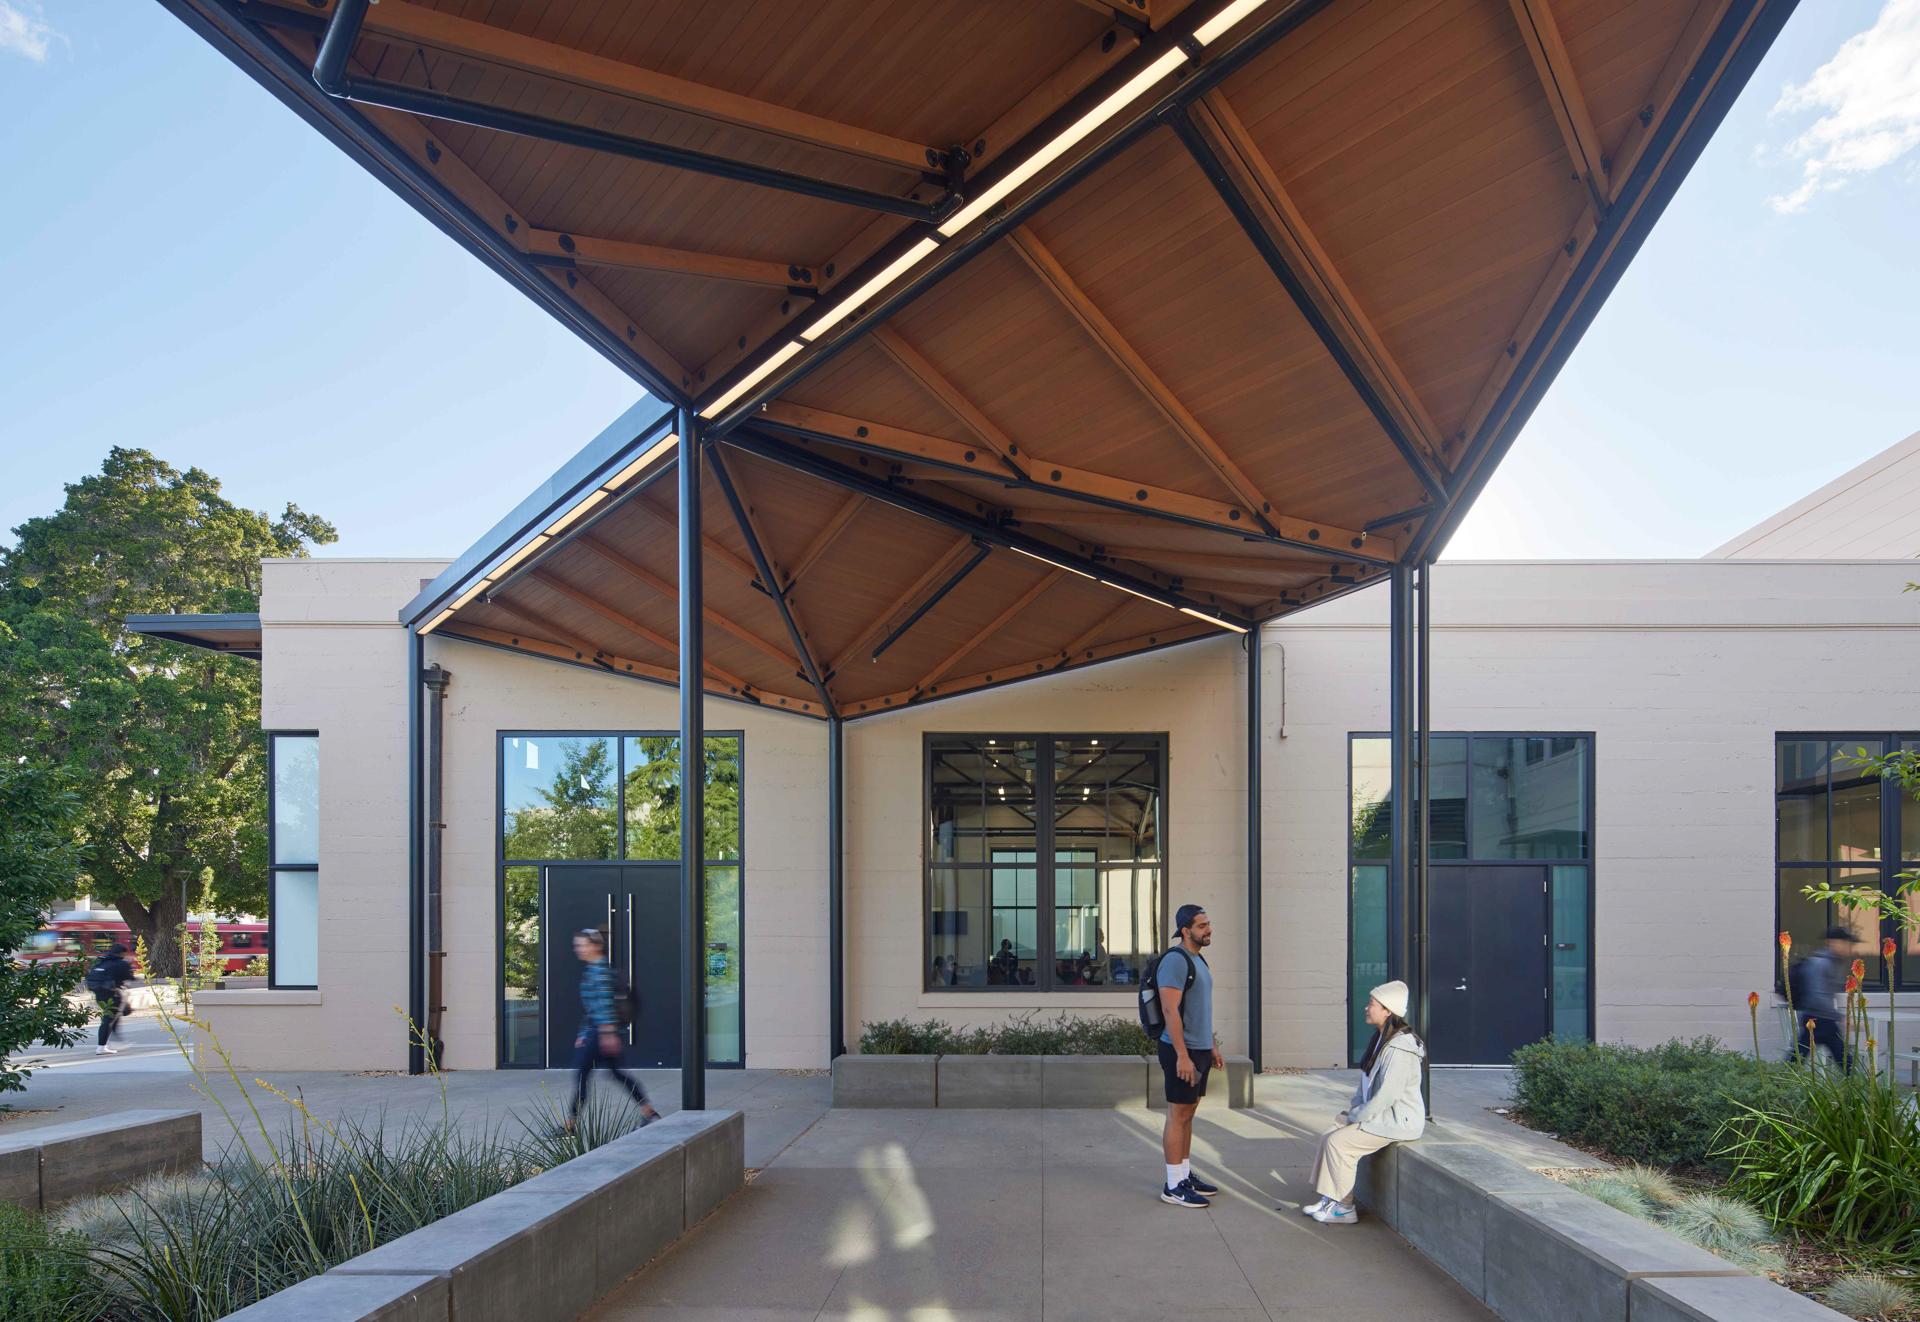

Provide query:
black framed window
left=1776, top=734, right=1916, bottom=991
left=926, top=734, right=1166, bottom=991
left=1348, top=732, right=1594, bottom=1060
left=267, top=732, right=319, bottom=990
left=497, top=732, right=744, bottom=1068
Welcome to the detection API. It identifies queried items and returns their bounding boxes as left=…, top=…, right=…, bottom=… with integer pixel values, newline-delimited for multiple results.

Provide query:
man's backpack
left=84, top=958, right=115, bottom=994
left=1137, top=947, right=1196, bottom=1040
left=611, top=968, right=641, bottom=1027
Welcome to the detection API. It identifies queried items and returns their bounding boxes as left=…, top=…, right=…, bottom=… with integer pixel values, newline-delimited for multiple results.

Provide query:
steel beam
left=723, top=430, right=1255, bottom=630
left=309, top=0, right=942, bottom=221
left=1414, top=560, right=1433, bottom=1111
left=1387, top=566, right=1414, bottom=1015
left=406, top=629, right=425, bottom=1075
left=708, top=447, right=839, bottom=716
left=1171, top=111, right=1448, bottom=503
left=828, top=717, right=846, bottom=1060
left=678, top=406, right=707, bottom=1110
left=869, top=542, right=991, bottom=663
left=1247, top=628, right=1263, bottom=1072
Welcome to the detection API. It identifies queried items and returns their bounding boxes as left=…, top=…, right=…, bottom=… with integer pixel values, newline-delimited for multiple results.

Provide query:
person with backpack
left=1788, top=925, right=1855, bottom=1071
left=1142, top=903, right=1223, bottom=1208
left=86, top=943, right=136, bottom=1055
left=566, top=928, right=660, bottom=1134
left=1301, top=980, right=1426, bottom=1225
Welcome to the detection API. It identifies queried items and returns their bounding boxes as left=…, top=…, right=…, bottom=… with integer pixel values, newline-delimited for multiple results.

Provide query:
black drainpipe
left=423, top=663, right=451, bottom=1068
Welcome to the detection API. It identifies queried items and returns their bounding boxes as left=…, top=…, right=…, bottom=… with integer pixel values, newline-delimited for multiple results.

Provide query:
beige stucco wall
left=204, top=553, right=1920, bottom=1072
left=844, top=635, right=1253, bottom=1054
left=1263, top=559, right=1920, bottom=1065
left=195, top=558, right=447, bottom=1070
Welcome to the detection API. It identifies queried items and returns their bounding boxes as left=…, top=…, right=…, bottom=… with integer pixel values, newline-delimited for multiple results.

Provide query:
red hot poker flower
left=1748, top=991, right=1760, bottom=1009
left=1779, top=931, right=1794, bottom=950
left=1852, top=957, right=1867, bottom=980
left=1846, top=974, right=1861, bottom=994
left=1885, top=937, right=1898, bottom=961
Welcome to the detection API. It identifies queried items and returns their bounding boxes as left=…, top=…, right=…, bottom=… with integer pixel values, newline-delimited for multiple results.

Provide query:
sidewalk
left=587, top=1071, right=1525, bottom=1322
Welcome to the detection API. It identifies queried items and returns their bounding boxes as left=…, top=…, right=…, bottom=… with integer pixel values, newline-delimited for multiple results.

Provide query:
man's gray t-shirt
left=1154, top=947, right=1212, bottom=1051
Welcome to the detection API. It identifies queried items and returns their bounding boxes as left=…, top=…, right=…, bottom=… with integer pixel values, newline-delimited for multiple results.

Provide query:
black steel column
left=828, top=717, right=846, bottom=1061
left=1415, top=562, right=1433, bottom=1112
left=1387, top=567, right=1415, bottom=1002
left=678, top=407, right=707, bottom=1110
left=405, top=629, right=425, bottom=1075
left=1247, top=631, right=1263, bottom=1071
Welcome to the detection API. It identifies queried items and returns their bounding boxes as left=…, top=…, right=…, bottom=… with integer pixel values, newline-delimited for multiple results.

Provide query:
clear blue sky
left=1, top=1, right=1915, bottom=562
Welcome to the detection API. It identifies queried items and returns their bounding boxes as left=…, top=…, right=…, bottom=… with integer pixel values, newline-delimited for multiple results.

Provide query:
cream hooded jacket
left=1348, top=1031, right=1427, bottom=1141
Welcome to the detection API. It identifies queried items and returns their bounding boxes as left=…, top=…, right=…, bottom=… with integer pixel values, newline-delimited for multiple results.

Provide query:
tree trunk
left=116, top=888, right=188, bottom=979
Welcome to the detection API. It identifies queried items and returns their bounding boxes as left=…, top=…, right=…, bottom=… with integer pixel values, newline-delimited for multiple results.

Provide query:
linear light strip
left=1180, top=606, right=1250, bottom=634
left=418, top=432, right=681, bottom=635
left=802, top=238, right=940, bottom=342
left=1193, top=0, right=1270, bottom=46
left=701, top=341, right=805, bottom=419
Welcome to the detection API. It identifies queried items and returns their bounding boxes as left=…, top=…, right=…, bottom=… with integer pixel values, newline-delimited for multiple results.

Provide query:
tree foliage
left=0, top=449, right=335, bottom=975
left=0, top=764, right=92, bottom=1094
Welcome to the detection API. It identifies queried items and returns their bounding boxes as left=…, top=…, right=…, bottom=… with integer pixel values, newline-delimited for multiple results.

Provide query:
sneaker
left=1160, top=1179, right=1211, bottom=1209
left=1186, top=1172, right=1219, bottom=1196
left=95, top=1045, right=118, bottom=1056
left=1311, top=1202, right=1359, bottom=1225
left=1299, top=1196, right=1329, bottom=1216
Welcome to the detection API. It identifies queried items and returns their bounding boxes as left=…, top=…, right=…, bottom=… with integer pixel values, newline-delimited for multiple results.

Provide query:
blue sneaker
left=1312, top=1201, right=1359, bottom=1225
left=1160, top=1179, right=1211, bottom=1209
left=1186, top=1172, right=1219, bottom=1196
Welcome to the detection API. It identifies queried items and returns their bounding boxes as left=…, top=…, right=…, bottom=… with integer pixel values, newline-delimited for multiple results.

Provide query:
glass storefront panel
left=1776, top=739, right=1829, bottom=862
left=1777, top=867, right=1831, bottom=973
left=1550, top=864, right=1589, bottom=1041
left=1469, top=737, right=1588, bottom=859
left=1352, top=737, right=1391, bottom=861
left=272, top=870, right=319, bottom=988
left=502, top=865, right=542, bottom=1067
left=622, top=735, right=742, bottom=861
left=706, top=865, right=742, bottom=1066
left=503, top=735, right=617, bottom=861
left=1349, top=864, right=1388, bottom=1061
left=272, top=735, right=319, bottom=865
left=1427, top=736, right=1469, bottom=860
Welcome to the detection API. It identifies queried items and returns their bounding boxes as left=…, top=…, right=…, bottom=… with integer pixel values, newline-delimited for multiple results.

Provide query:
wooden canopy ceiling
left=169, top=0, right=1794, bottom=719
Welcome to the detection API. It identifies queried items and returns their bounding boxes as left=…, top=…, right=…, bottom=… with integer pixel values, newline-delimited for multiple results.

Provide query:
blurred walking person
left=565, top=928, right=661, bottom=1134
left=85, top=943, right=136, bottom=1055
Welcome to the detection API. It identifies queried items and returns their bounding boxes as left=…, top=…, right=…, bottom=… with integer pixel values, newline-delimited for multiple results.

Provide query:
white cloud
left=1768, top=0, right=1920, bottom=213
left=0, top=0, right=60, bottom=62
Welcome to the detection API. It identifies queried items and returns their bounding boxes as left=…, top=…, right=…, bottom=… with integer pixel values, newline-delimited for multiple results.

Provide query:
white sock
left=1166, top=1163, right=1183, bottom=1189
left=1178, top=1159, right=1192, bottom=1181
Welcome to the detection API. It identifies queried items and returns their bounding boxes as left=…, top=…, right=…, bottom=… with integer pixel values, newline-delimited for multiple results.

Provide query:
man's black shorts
left=1157, top=1039, right=1211, bottom=1105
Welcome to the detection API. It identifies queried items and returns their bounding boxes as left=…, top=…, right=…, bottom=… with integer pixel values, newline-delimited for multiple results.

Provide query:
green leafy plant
left=1822, top=1271, right=1917, bottom=1321
left=0, top=762, right=91, bottom=1095
left=1511, top=1037, right=1804, bottom=1171
left=856, top=1012, right=1152, bottom=1057
left=0, top=1200, right=95, bottom=1322
left=1717, top=1065, right=1920, bottom=1262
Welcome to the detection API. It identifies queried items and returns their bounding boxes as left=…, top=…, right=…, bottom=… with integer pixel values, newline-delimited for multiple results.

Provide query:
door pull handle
left=1453, top=982, right=1468, bottom=993
left=625, top=893, right=636, bottom=1045
left=1555, top=943, right=1578, bottom=950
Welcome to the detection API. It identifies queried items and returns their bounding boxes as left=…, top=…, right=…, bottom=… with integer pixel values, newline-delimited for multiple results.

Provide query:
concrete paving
left=587, top=1070, right=1513, bottom=1322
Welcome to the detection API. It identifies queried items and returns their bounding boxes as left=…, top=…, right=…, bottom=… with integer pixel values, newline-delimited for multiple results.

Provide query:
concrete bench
left=1355, top=1126, right=1847, bottom=1322
left=832, top=1054, right=1255, bottom=1108
left=222, top=1109, right=744, bottom=1322
left=0, top=1109, right=201, bottom=1210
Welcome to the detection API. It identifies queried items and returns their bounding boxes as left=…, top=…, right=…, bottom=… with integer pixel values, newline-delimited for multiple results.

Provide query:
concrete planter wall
left=1355, top=1126, right=1845, bottom=1322
left=222, top=1109, right=744, bottom=1322
left=0, top=1110, right=201, bottom=1210
left=832, top=1054, right=1255, bottom=1108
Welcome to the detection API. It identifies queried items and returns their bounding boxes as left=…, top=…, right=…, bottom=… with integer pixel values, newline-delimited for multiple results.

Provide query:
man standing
left=1156, top=904, right=1224, bottom=1208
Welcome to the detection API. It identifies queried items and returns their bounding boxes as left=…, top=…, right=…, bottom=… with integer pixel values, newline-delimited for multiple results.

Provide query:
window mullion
left=1039, top=735, right=1056, bottom=992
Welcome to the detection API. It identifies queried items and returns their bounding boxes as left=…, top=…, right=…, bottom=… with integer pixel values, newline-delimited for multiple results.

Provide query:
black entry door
left=545, top=864, right=681, bottom=1068
left=1429, top=865, right=1549, bottom=1065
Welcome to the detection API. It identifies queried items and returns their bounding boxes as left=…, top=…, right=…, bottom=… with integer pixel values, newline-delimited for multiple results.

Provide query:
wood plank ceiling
left=173, top=0, right=1793, bottom=718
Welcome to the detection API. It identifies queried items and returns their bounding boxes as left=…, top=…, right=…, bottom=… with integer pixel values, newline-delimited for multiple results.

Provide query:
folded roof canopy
left=166, top=0, right=1795, bottom=719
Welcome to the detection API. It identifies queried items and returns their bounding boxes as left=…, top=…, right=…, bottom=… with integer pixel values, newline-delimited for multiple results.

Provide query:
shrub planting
left=1510, top=1036, right=1802, bottom=1170
left=1717, top=1066, right=1920, bottom=1262
left=857, top=1012, right=1153, bottom=1056
left=1822, top=1271, right=1917, bottom=1321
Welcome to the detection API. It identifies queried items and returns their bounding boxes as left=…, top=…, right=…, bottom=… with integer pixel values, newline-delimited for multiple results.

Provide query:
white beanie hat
left=1369, top=980, right=1410, bottom=1019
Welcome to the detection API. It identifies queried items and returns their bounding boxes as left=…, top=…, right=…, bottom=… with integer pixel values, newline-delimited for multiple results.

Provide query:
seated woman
left=1303, top=979, right=1425, bottom=1225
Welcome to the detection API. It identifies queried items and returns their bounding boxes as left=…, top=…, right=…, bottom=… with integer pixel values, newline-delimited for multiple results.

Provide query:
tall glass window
left=498, top=732, right=745, bottom=1067
left=1348, top=732, right=1593, bottom=1060
left=1776, top=735, right=1914, bottom=990
left=268, top=733, right=319, bottom=989
left=927, top=734, right=1165, bottom=991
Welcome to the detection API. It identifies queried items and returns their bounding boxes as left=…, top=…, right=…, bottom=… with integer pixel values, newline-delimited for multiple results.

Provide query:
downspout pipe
left=423, top=664, right=451, bottom=1068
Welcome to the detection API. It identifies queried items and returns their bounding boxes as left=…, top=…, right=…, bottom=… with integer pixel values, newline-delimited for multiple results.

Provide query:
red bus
left=15, top=912, right=269, bottom=976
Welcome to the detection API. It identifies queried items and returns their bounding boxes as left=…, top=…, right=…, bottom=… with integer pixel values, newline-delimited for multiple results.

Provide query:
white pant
left=1311, top=1122, right=1393, bottom=1202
